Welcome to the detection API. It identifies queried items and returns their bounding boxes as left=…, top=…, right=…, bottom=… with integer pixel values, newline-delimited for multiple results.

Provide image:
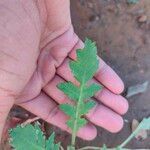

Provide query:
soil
left=2, top=0, right=150, bottom=149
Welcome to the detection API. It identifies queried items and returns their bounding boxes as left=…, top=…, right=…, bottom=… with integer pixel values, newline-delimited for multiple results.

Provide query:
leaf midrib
left=71, top=70, right=86, bottom=146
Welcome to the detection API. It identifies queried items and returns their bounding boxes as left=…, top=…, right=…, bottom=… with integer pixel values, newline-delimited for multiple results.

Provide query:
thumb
left=0, top=95, right=14, bottom=142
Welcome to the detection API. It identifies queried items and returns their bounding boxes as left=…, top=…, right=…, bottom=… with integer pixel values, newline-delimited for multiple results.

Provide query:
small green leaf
left=84, top=100, right=96, bottom=113
left=9, top=124, right=44, bottom=150
left=83, top=83, right=101, bottom=99
left=67, top=118, right=87, bottom=132
left=66, top=119, right=74, bottom=130
left=79, top=100, right=96, bottom=115
left=58, top=82, right=79, bottom=101
left=69, top=38, right=99, bottom=83
left=76, top=118, right=87, bottom=130
left=60, top=104, right=76, bottom=118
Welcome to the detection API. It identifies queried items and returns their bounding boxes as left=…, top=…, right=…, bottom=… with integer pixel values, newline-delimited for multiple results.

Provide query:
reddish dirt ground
left=1, top=0, right=150, bottom=149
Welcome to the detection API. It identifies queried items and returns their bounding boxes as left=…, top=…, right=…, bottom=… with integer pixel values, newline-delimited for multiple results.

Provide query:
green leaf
left=58, top=82, right=79, bottom=101
left=69, top=38, right=99, bottom=83
left=76, top=118, right=87, bottom=130
left=84, top=100, right=96, bottom=113
left=67, top=118, right=87, bottom=132
left=66, top=119, right=74, bottom=130
left=9, top=123, right=61, bottom=150
left=60, top=104, right=76, bottom=118
left=58, top=38, right=101, bottom=146
left=79, top=100, right=96, bottom=115
left=83, top=83, right=101, bottom=99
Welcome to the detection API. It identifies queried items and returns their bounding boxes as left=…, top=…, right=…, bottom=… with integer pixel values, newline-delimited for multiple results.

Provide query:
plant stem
left=60, top=145, right=65, bottom=150
left=77, top=146, right=118, bottom=150
left=119, top=126, right=141, bottom=148
left=77, top=146, right=102, bottom=150
left=67, top=146, right=75, bottom=150
left=70, top=81, right=85, bottom=148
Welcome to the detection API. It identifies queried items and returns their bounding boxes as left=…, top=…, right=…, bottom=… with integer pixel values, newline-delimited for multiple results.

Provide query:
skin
left=0, top=0, right=128, bottom=141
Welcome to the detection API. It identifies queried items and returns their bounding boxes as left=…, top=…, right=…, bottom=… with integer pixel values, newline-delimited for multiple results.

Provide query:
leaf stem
left=77, top=146, right=102, bottom=150
left=70, top=81, right=85, bottom=149
left=60, top=145, right=65, bottom=150
left=77, top=146, right=119, bottom=150
left=119, top=125, right=142, bottom=148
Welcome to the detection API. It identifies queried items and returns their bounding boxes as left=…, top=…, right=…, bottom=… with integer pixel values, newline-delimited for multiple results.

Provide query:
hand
left=0, top=0, right=128, bottom=141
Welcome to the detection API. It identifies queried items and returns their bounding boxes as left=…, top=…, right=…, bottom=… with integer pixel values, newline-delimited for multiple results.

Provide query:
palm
left=0, top=0, right=128, bottom=140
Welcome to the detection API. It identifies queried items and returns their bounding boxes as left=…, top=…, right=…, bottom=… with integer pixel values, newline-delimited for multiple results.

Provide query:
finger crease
left=45, top=106, right=59, bottom=122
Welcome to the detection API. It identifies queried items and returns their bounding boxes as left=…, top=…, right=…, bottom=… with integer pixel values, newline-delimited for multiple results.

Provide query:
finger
left=41, top=26, right=79, bottom=67
left=43, top=75, right=128, bottom=115
left=88, top=78, right=128, bottom=115
left=68, top=39, right=84, bottom=60
left=86, top=103, right=124, bottom=133
left=19, top=92, right=97, bottom=140
left=43, top=76, right=72, bottom=105
left=38, top=27, right=80, bottom=85
left=94, top=87, right=128, bottom=115
left=68, top=41, right=124, bottom=94
left=0, top=95, right=14, bottom=140
left=44, top=76, right=124, bottom=132
left=57, top=58, right=79, bottom=85
left=94, top=58, right=124, bottom=94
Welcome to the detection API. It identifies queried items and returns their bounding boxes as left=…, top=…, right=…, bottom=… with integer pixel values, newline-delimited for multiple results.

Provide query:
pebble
left=138, top=15, right=147, bottom=23
left=87, top=2, right=94, bottom=8
left=132, top=119, right=148, bottom=140
left=89, top=15, right=100, bottom=22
